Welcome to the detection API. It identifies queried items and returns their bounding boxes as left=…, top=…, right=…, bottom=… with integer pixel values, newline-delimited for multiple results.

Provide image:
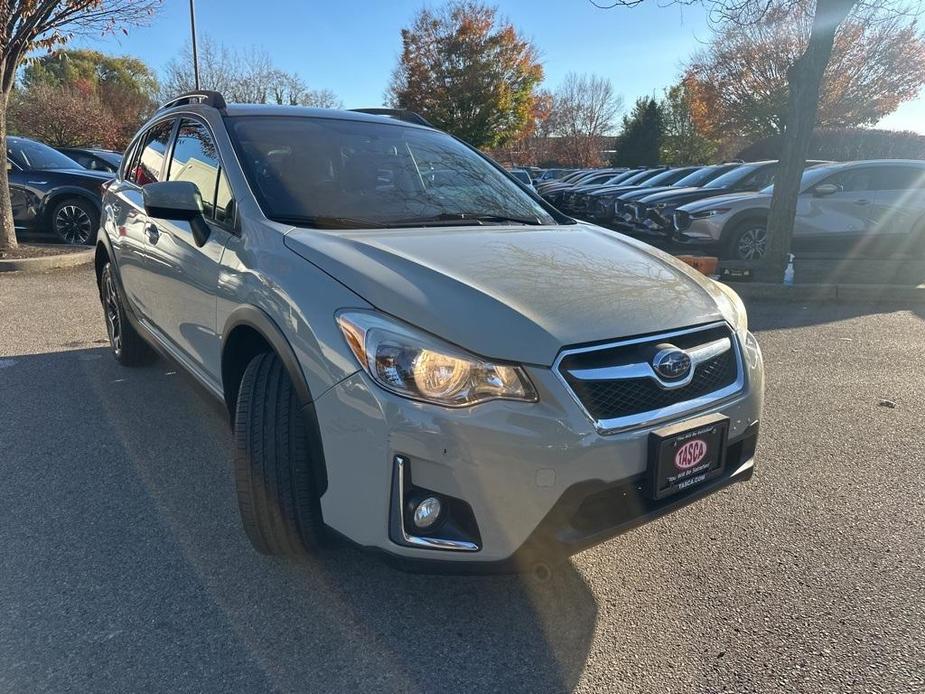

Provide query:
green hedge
left=737, top=128, right=925, bottom=162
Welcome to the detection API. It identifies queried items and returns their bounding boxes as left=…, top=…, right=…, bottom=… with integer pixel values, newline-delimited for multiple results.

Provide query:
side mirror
left=813, top=183, right=840, bottom=197
left=143, top=180, right=210, bottom=246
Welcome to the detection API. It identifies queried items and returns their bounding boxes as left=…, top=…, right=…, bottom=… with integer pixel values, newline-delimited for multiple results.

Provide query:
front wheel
left=233, top=352, right=325, bottom=556
left=725, top=220, right=769, bottom=261
left=51, top=197, right=99, bottom=245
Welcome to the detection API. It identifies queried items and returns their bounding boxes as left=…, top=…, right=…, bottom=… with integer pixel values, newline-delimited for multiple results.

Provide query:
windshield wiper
left=384, top=212, right=543, bottom=228
left=268, top=215, right=386, bottom=229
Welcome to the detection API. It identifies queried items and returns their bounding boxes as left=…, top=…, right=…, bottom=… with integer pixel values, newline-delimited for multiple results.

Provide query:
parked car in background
left=7, top=136, right=112, bottom=245
left=626, top=160, right=832, bottom=239
left=96, top=92, right=763, bottom=571
left=558, top=168, right=647, bottom=216
left=580, top=168, right=672, bottom=223
left=608, top=164, right=743, bottom=230
left=562, top=166, right=702, bottom=218
left=534, top=168, right=574, bottom=183
left=56, top=147, right=123, bottom=173
left=541, top=169, right=627, bottom=207
left=674, top=160, right=925, bottom=260
left=535, top=168, right=594, bottom=195
left=509, top=168, right=532, bottom=186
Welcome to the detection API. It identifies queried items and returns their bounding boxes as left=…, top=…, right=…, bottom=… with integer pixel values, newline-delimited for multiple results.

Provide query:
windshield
left=617, top=169, right=658, bottom=186
left=674, top=165, right=729, bottom=187
left=760, top=165, right=840, bottom=194
left=703, top=164, right=760, bottom=189
left=604, top=170, right=636, bottom=185
left=8, top=139, right=82, bottom=171
left=640, top=168, right=692, bottom=187
left=228, top=116, right=556, bottom=228
left=94, top=151, right=122, bottom=167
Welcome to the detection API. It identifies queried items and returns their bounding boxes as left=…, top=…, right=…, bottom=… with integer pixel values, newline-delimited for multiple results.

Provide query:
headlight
left=712, top=281, right=748, bottom=340
left=690, top=207, right=730, bottom=219
left=336, top=310, right=537, bottom=407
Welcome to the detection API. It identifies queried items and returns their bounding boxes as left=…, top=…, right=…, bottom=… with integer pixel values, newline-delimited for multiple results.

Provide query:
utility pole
left=190, top=0, right=200, bottom=90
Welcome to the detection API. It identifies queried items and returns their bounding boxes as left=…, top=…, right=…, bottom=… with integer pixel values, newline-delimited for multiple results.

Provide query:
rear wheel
left=99, top=263, right=156, bottom=366
left=51, top=197, right=98, bottom=245
left=233, top=352, right=325, bottom=555
left=725, top=220, right=769, bottom=261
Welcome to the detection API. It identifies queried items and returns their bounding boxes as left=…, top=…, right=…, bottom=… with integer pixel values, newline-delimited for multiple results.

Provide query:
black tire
left=99, top=262, right=156, bottom=366
left=233, top=352, right=325, bottom=555
left=724, top=219, right=769, bottom=261
left=51, top=196, right=99, bottom=245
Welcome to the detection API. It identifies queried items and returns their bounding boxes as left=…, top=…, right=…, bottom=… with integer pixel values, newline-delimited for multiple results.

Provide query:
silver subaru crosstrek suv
left=95, top=92, right=764, bottom=572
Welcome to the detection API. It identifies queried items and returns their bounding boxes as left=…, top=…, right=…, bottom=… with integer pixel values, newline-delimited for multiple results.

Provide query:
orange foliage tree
left=686, top=5, right=925, bottom=142
left=387, top=1, right=544, bottom=149
left=9, top=79, right=120, bottom=148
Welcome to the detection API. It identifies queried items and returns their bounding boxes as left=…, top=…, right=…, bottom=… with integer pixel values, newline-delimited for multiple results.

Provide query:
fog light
left=413, top=497, right=442, bottom=529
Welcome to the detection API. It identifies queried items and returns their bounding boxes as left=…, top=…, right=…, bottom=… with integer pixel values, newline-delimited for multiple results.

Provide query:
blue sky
left=73, top=0, right=924, bottom=134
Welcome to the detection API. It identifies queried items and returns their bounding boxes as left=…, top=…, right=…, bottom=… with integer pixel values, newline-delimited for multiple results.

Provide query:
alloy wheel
left=104, top=272, right=122, bottom=356
left=55, top=204, right=93, bottom=244
left=736, top=226, right=768, bottom=261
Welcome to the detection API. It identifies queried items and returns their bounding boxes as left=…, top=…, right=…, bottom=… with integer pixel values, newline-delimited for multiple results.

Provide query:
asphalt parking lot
left=0, top=266, right=922, bottom=694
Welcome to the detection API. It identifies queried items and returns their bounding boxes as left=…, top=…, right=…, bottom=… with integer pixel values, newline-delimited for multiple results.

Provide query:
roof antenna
left=189, top=0, right=200, bottom=90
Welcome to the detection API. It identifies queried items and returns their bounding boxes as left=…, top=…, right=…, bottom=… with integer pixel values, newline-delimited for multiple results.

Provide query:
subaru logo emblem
left=652, top=345, right=692, bottom=380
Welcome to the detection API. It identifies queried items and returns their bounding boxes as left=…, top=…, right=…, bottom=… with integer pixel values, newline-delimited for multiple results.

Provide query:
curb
left=0, top=247, right=94, bottom=273
left=727, top=282, right=925, bottom=304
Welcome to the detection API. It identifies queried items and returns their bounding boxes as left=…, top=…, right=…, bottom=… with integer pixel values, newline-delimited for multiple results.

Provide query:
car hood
left=680, top=191, right=769, bottom=212
left=588, top=184, right=648, bottom=198
left=618, top=186, right=678, bottom=201
left=50, top=167, right=114, bottom=181
left=284, top=223, right=729, bottom=365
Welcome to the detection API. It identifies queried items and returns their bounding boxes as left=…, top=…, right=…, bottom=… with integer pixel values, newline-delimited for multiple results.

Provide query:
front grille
left=674, top=210, right=691, bottom=231
left=566, top=351, right=736, bottom=420
left=556, top=323, right=742, bottom=431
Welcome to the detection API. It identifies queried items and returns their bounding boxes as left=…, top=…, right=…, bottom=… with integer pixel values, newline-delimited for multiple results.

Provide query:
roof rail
left=350, top=108, right=433, bottom=127
left=159, top=90, right=227, bottom=112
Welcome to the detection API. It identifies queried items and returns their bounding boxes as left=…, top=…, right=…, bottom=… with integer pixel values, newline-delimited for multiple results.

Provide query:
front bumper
left=672, top=213, right=727, bottom=248
left=312, top=332, right=764, bottom=570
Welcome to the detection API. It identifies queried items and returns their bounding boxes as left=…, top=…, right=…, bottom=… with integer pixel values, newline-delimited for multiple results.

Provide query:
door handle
left=145, top=223, right=160, bottom=244
left=854, top=199, right=870, bottom=206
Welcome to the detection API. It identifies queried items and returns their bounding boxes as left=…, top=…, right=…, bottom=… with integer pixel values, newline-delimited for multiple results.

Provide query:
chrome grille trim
left=553, top=321, right=746, bottom=435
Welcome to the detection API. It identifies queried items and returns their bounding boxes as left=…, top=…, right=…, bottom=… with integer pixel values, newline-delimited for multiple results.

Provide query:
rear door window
left=128, top=119, right=174, bottom=186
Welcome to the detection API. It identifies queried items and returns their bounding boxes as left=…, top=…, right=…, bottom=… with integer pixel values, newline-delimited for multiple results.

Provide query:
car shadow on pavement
left=0, top=347, right=598, bottom=693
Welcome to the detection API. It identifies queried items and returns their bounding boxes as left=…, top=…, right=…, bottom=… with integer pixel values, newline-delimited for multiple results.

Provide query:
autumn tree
left=659, top=78, right=718, bottom=165
left=162, top=36, right=342, bottom=108
left=548, top=72, right=622, bottom=166
left=20, top=49, right=158, bottom=146
left=687, top=5, right=925, bottom=142
left=387, top=1, right=544, bottom=149
left=614, top=97, right=664, bottom=167
left=487, top=88, right=554, bottom=165
left=594, top=0, right=918, bottom=279
left=0, top=1, right=161, bottom=252
left=9, top=80, right=118, bottom=147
